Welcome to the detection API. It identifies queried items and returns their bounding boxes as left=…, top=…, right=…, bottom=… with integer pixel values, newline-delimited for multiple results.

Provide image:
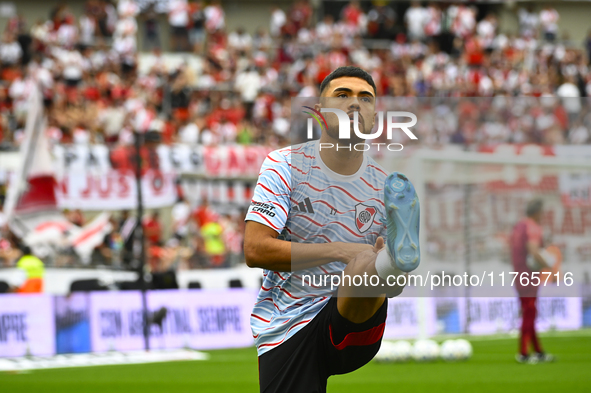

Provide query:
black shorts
left=258, top=296, right=388, bottom=393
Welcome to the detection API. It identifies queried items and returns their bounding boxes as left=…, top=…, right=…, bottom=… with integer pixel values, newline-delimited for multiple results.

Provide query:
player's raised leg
left=337, top=171, right=420, bottom=324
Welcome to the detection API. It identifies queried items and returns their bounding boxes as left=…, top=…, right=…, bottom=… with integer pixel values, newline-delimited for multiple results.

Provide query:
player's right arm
left=244, top=221, right=371, bottom=271
left=244, top=151, right=370, bottom=272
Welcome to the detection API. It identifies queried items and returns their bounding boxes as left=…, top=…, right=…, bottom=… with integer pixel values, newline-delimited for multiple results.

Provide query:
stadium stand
left=0, top=0, right=590, bottom=274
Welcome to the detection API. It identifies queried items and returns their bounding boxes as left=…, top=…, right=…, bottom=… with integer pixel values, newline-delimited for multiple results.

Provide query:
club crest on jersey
left=355, top=203, right=376, bottom=233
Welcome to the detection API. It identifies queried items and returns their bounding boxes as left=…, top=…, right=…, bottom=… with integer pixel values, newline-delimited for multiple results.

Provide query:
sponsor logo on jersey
left=250, top=201, right=276, bottom=217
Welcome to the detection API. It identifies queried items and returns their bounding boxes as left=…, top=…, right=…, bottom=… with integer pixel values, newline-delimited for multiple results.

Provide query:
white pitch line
left=0, top=349, right=209, bottom=372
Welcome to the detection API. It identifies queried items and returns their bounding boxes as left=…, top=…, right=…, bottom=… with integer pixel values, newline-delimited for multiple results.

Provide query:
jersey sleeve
left=245, top=150, right=291, bottom=234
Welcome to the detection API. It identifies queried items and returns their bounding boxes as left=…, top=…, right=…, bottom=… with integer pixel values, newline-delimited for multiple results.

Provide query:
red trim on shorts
left=329, top=322, right=385, bottom=350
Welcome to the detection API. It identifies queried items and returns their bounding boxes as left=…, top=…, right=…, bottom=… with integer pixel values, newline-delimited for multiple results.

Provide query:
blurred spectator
left=405, top=1, right=427, bottom=42
left=518, top=5, right=538, bottom=39
left=221, top=213, right=243, bottom=267
left=168, top=0, right=190, bottom=52
left=557, top=75, right=581, bottom=127
left=0, top=33, right=22, bottom=66
left=65, top=209, right=85, bottom=226
left=201, top=218, right=225, bottom=267
left=143, top=4, right=161, bottom=51
left=189, top=1, right=206, bottom=54
left=228, top=27, right=252, bottom=54
left=235, top=65, right=261, bottom=120
left=79, top=8, right=97, bottom=47
left=367, top=2, right=396, bottom=39
left=178, top=118, right=199, bottom=144
left=341, top=1, right=365, bottom=35
left=143, top=211, right=162, bottom=245
left=540, top=6, right=559, bottom=42
left=204, top=0, right=225, bottom=34
left=193, top=197, right=213, bottom=228
left=270, top=6, right=286, bottom=37
left=14, top=245, right=44, bottom=293
left=172, top=195, right=191, bottom=240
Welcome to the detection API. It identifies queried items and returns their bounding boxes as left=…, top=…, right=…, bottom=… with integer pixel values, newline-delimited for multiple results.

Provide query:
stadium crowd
left=0, top=0, right=590, bottom=149
left=1, top=0, right=591, bottom=272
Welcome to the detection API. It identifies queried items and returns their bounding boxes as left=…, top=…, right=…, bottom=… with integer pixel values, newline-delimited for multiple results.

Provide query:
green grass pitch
left=2, top=332, right=590, bottom=393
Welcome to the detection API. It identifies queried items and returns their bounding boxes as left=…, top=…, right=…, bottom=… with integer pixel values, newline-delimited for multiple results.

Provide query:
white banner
left=53, top=144, right=271, bottom=179
left=55, top=170, right=177, bottom=210
left=383, top=297, right=437, bottom=339
left=464, top=297, right=582, bottom=335
left=554, top=145, right=591, bottom=207
left=0, top=294, right=56, bottom=357
left=89, top=289, right=257, bottom=353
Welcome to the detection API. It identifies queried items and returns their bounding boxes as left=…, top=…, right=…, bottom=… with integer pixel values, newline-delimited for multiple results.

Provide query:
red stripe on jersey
left=258, top=319, right=313, bottom=348
left=292, top=151, right=315, bottom=159
left=329, top=322, right=385, bottom=350
left=279, top=288, right=303, bottom=299
left=312, top=200, right=357, bottom=215
left=286, top=228, right=307, bottom=241
left=360, top=177, right=381, bottom=191
left=368, top=164, right=387, bottom=176
left=266, top=155, right=285, bottom=163
left=292, top=165, right=322, bottom=175
left=311, top=234, right=332, bottom=242
left=251, top=212, right=281, bottom=231
left=251, top=314, right=271, bottom=323
left=260, top=284, right=308, bottom=300
left=257, top=183, right=289, bottom=196
left=266, top=154, right=291, bottom=167
left=255, top=297, right=306, bottom=312
left=299, top=214, right=368, bottom=239
left=299, top=182, right=364, bottom=203
left=260, top=168, right=292, bottom=191
left=299, top=183, right=385, bottom=207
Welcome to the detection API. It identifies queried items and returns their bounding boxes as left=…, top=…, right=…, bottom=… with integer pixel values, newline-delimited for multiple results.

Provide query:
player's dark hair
left=526, top=198, right=543, bottom=217
left=319, top=66, right=377, bottom=96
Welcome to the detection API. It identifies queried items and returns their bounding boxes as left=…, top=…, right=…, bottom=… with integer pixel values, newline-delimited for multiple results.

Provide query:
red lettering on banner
left=244, top=148, right=258, bottom=176
left=204, top=147, right=221, bottom=176
left=57, top=177, right=68, bottom=195
left=97, top=175, right=112, bottom=198
left=81, top=175, right=92, bottom=198
left=118, top=173, right=130, bottom=197
left=227, top=148, right=240, bottom=175
left=560, top=208, right=583, bottom=235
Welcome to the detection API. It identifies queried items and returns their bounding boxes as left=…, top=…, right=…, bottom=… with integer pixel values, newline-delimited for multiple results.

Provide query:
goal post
left=382, top=147, right=591, bottom=337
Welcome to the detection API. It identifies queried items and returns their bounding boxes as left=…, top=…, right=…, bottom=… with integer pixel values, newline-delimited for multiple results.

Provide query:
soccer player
left=244, top=66, right=420, bottom=392
left=510, top=198, right=555, bottom=364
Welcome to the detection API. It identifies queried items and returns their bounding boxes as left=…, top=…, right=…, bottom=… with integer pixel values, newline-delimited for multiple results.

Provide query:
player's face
left=317, top=77, right=377, bottom=141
